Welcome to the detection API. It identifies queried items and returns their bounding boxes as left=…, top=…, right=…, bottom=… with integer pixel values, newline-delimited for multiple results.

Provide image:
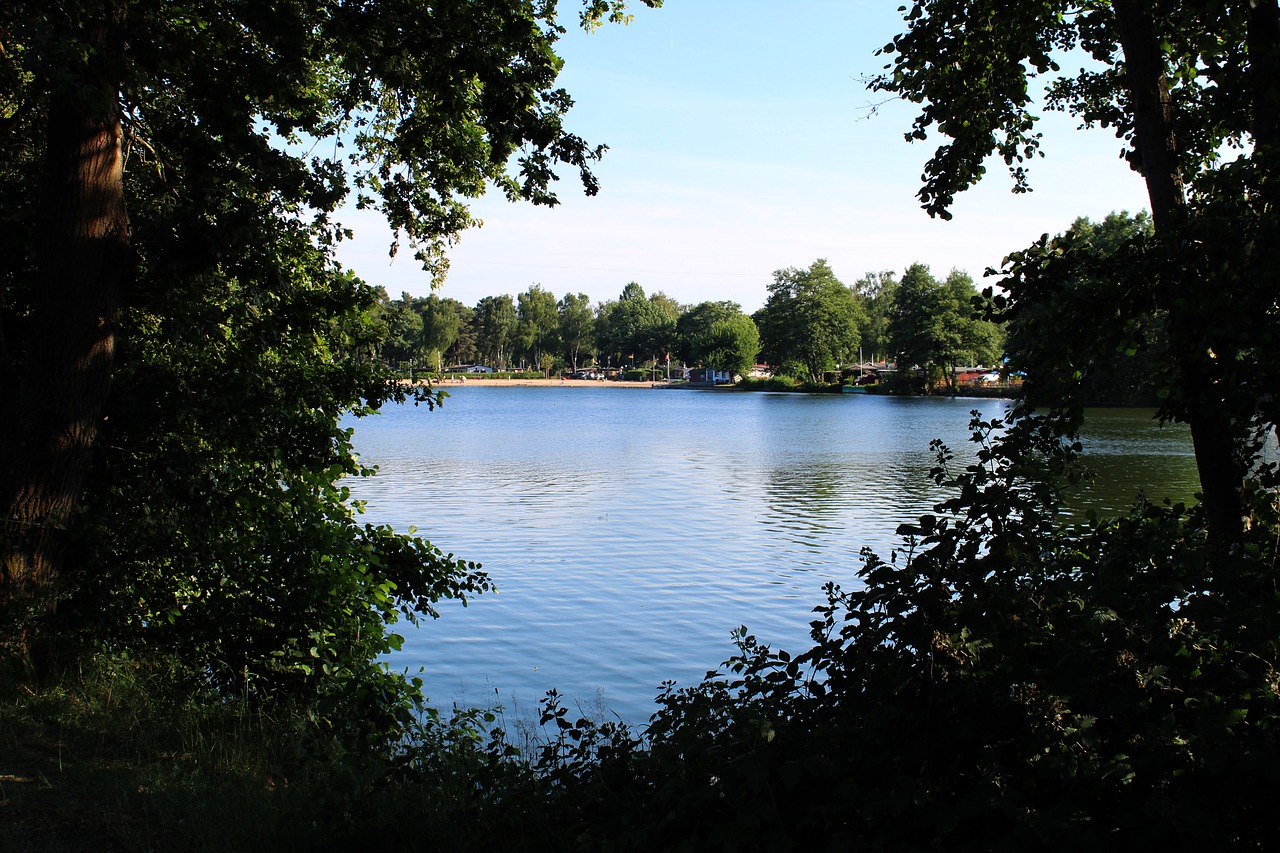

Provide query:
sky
left=333, top=1, right=1152, bottom=315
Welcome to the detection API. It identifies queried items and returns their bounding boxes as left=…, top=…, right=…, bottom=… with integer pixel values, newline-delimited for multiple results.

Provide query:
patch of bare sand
left=398, top=378, right=663, bottom=388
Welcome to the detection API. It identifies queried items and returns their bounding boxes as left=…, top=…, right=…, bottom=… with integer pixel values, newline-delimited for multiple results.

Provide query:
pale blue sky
left=334, top=2, right=1151, bottom=314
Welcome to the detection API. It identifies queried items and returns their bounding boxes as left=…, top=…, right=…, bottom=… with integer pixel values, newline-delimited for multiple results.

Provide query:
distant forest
left=373, top=257, right=1005, bottom=385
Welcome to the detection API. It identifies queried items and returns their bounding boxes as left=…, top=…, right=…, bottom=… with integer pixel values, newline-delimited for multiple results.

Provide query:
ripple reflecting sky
left=345, top=389, right=1198, bottom=723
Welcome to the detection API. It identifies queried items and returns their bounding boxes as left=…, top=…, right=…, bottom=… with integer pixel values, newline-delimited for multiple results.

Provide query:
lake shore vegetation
left=369, top=262, right=1009, bottom=392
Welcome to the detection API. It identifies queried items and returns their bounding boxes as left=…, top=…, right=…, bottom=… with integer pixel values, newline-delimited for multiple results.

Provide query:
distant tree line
left=370, top=258, right=1006, bottom=385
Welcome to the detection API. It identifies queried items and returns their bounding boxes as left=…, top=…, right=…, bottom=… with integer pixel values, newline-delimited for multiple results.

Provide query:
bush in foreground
left=6, top=409, right=1277, bottom=852
left=507, top=410, right=1280, bottom=851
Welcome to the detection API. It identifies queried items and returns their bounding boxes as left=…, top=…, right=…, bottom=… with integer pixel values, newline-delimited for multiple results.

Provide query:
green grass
left=2, top=659, right=301, bottom=850
left=0, top=656, right=595, bottom=852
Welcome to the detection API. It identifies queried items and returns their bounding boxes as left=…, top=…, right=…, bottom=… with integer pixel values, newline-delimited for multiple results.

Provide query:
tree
left=557, top=292, right=595, bottom=371
left=873, top=0, right=1280, bottom=545
left=375, top=293, right=425, bottom=367
left=416, top=294, right=473, bottom=371
left=516, top=284, right=560, bottom=368
left=619, top=281, right=647, bottom=303
left=755, top=259, right=866, bottom=383
left=474, top=294, right=518, bottom=369
left=889, top=264, right=1004, bottom=393
left=888, top=263, right=946, bottom=387
left=1006, top=211, right=1165, bottom=405
left=444, top=298, right=479, bottom=366
left=941, top=270, right=1004, bottom=368
left=676, top=300, right=742, bottom=365
left=595, top=283, right=677, bottom=367
left=677, top=301, right=759, bottom=376
left=854, top=271, right=898, bottom=364
left=701, top=316, right=761, bottom=378
left=593, top=300, right=621, bottom=366
left=644, top=291, right=682, bottom=364
left=0, top=0, right=660, bottom=669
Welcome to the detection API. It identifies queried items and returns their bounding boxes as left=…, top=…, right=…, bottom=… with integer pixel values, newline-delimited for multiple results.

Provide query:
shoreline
left=398, top=377, right=664, bottom=389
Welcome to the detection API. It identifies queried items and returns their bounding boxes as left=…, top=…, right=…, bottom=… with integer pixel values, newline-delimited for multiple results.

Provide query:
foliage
left=0, top=654, right=559, bottom=852
left=430, top=408, right=1277, bottom=852
left=557, top=292, right=595, bottom=371
left=516, top=284, right=561, bottom=369
left=700, top=315, right=761, bottom=377
left=474, top=294, right=519, bottom=369
left=675, top=300, right=741, bottom=364
left=60, top=220, right=492, bottom=716
left=419, top=294, right=468, bottom=371
left=678, top=301, right=760, bottom=376
left=735, top=374, right=806, bottom=392
left=890, top=263, right=1005, bottom=392
left=1003, top=211, right=1164, bottom=406
left=853, top=270, right=898, bottom=363
left=594, top=282, right=680, bottom=367
left=0, top=0, right=660, bottom=691
left=375, top=291, right=427, bottom=367
left=872, top=0, right=1280, bottom=544
left=754, top=259, right=866, bottom=382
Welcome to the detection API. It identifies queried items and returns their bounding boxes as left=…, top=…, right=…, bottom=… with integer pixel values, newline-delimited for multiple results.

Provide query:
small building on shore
left=688, top=368, right=734, bottom=385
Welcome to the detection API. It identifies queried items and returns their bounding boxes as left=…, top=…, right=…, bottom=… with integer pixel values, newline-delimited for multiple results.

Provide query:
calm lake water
left=344, top=387, right=1199, bottom=723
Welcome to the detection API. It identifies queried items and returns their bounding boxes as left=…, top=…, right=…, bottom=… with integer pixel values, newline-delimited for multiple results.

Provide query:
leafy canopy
left=874, top=0, right=1280, bottom=545
left=871, top=0, right=1264, bottom=219
left=754, top=259, right=865, bottom=383
left=0, top=0, right=660, bottom=699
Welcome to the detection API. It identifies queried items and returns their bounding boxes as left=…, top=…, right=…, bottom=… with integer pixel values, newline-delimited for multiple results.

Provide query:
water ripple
left=346, top=389, right=1198, bottom=722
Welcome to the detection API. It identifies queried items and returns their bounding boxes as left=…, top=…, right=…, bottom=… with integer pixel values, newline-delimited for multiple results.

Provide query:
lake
left=343, top=387, right=1199, bottom=723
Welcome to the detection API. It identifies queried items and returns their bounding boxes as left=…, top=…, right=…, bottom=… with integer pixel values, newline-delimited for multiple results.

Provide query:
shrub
left=504, top=408, right=1280, bottom=851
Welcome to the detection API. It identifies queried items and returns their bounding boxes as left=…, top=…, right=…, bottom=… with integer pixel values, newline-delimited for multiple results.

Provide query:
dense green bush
left=8, top=405, right=1276, bottom=851
left=476, top=408, right=1280, bottom=851
left=737, top=376, right=792, bottom=392
left=56, top=247, right=490, bottom=736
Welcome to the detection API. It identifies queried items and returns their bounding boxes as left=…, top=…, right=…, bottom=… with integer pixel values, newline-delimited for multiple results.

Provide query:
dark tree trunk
left=1112, top=0, right=1248, bottom=548
left=1111, top=0, right=1184, bottom=230
left=1249, top=0, right=1280, bottom=156
left=0, top=3, right=132, bottom=666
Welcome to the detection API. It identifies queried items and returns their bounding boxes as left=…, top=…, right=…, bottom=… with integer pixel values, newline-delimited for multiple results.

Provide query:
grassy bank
left=2, top=659, right=350, bottom=851
left=0, top=658, right=600, bottom=852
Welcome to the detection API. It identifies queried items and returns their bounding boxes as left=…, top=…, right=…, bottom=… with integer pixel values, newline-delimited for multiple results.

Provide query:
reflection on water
left=345, top=389, right=1199, bottom=722
left=1069, top=408, right=1199, bottom=516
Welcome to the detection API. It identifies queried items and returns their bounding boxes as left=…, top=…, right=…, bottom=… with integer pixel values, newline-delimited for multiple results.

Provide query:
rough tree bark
left=0, top=2, right=132, bottom=666
left=1112, top=0, right=1248, bottom=548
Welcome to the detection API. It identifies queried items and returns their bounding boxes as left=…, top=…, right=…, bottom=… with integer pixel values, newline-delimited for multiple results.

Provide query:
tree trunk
left=0, top=3, right=132, bottom=667
left=1111, top=0, right=1184, bottom=230
left=1112, top=0, right=1247, bottom=547
left=1249, top=0, right=1280, bottom=157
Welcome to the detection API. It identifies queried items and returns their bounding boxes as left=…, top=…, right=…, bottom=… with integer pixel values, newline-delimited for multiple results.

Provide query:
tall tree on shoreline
left=1006, top=211, right=1164, bottom=406
left=595, top=283, right=678, bottom=367
left=558, top=292, right=595, bottom=371
left=516, top=284, right=560, bottom=370
left=854, top=271, right=898, bottom=364
left=475, top=295, right=519, bottom=370
left=0, top=0, right=660, bottom=669
left=755, top=259, right=865, bottom=383
left=874, top=0, right=1280, bottom=546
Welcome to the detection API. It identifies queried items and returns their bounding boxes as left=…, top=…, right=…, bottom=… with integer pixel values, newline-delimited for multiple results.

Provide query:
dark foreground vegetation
left=5, top=410, right=1279, bottom=852
left=4, top=0, right=1280, bottom=850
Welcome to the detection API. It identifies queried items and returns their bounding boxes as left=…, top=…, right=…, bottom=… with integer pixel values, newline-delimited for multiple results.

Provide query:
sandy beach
left=400, top=377, right=666, bottom=389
